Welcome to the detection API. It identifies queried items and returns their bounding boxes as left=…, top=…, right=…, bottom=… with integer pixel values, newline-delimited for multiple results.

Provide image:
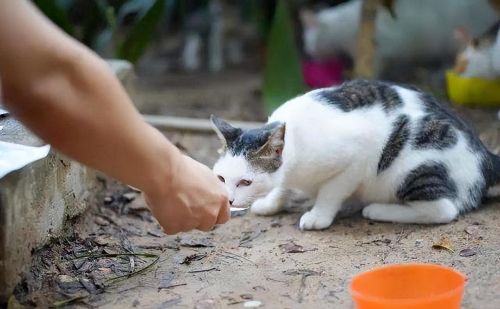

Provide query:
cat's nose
left=229, top=200, right=234, bottom=206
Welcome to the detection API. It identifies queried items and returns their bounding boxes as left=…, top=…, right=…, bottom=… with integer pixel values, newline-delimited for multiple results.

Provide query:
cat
left=454, top=20, right=500, bottom=79
left=300, top=0, right=498, bottom=74
left=211, top=80, right=500, bottom=230
left=453, top=21, right=500, bottom=120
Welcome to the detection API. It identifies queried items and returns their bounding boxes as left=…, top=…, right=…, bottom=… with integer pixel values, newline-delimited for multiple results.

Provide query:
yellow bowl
left=446, top=70, right=500, bottom=107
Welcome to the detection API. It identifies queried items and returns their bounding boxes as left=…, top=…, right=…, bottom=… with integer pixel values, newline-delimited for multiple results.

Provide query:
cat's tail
left=486, top=152, right=500, bottom=197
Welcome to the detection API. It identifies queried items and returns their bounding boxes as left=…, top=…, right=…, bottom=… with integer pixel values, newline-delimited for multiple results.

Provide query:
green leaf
left=117, top=0, right=155, bottom=25
left=33, top=0, right=74, bottom=35
left=262, top=0, right=306, bottom=113
left=116, top=0, right=165, bottom=63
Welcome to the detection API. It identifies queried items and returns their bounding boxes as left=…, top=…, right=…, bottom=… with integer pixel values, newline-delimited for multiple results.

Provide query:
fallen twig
left=221, top=251, right=256, bottom=265
left=187, top=267, right=219, bottom=273
left=158, top=283, right=187, bottom=291
left=52, top=295, right=88, bottom=308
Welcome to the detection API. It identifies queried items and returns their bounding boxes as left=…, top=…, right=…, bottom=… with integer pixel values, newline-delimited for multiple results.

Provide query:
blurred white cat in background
left=301, top=0, right=500, bottom=117
left=301, top=0, right=498, bottom=69
left=453, top=22, right=500, bottom=119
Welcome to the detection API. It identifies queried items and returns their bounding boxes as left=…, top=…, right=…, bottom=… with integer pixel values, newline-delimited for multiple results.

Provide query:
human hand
left=144, top=153, right=230, bottom=234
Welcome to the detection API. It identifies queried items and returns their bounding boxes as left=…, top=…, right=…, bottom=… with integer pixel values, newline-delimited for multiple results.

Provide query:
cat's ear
left=210, top=115, right=242, bottom=151
left=255, top=122, right=286, bottom=158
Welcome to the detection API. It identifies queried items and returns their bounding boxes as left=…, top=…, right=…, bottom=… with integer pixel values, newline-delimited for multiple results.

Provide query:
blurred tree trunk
left=354, top=0, right=379, bottom=79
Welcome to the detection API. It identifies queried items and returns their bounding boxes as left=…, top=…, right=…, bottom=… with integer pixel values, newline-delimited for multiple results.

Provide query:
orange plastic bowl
left=350, top=264, right=466, bottom=309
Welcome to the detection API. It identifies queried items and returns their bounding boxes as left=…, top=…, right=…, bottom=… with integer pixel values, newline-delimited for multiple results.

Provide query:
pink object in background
left=302, top=58, right=345, bottom=88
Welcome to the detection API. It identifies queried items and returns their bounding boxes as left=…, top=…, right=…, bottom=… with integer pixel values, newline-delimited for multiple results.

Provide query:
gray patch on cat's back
left=397, top=162, right=457, bottom=202
left=378, top=115, right=410, bottom=174
left=419, top=93, right=483, bottom=152
left=413, top=114, right=458, bottom=150
left=315, top=80, right=403, bottom=112
left=480, top=151, right=500, bottom=188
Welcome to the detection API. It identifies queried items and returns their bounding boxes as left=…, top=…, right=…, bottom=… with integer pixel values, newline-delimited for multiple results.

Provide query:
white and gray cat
left=454, top=20, right=500, bottom=79
left=211, top=80, right=500, bottom=230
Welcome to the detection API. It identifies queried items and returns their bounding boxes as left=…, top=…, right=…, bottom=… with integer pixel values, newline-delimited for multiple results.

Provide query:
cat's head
left=210, top=115, right=285, bottom=208
left=453, top=26, right=498, bottom=76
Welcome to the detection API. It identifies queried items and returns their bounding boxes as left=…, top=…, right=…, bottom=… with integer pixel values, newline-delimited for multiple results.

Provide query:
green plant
left=33, top=0, right=170, bottom=64
left=262, top=0, right=306, bottom=113
left=117, top=0, right=165, bottom=63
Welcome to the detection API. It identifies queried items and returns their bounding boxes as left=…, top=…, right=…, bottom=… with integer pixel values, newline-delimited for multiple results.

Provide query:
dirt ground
left=12, top=182, right=500, bottom=309
left=10, top=65, right=500, bottom=308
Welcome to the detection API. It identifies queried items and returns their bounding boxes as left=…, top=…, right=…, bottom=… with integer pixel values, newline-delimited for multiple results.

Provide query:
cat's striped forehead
left=211, top=115, right=285, bottom=173
left=227, top=123, right=281, bottom=157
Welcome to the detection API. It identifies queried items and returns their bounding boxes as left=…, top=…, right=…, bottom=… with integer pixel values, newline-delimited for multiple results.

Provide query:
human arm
left=0, top=0, right=229, bottom=234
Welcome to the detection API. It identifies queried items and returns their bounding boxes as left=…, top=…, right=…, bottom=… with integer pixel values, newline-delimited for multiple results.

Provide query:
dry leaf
left=93, top=235, right=111, bottom=246
left=122, top=192, right=137, bottom=202
left=459, top=248, right=477, bottom=257
left=94, top=216, right=110, bottom=226
left=270, top=219, right=282, bottom=228
left=465, top=225, right=480, bottom=237
left=127, top=194, right=149, bottom=211
left=279, top=241, right=317, bottom=253
left=97, top=267, right=112, bottom=274
left=432, top=238, right=454, bottom=253
left=280, top=242, right=305, bottom=253
left=147, top=230, right=164, bottom=238
left=178, top=253, right=207, bottom=265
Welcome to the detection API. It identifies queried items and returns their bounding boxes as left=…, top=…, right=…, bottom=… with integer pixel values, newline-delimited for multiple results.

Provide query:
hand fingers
left=196, top=211, right=218, bottom=232
left=198, top=196, right=230, bottom=231
left=215, top=201, right=230, bottom=225
left=162, top=223, right=182, bottom=235
left=163, top=221, right=199, bottom=235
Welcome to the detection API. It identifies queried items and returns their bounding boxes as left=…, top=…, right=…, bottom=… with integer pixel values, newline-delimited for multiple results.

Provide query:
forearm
left=0, top=0, right=179, bottom=194
left=0, top=0, right=230, bottom=234
left=5, top=56, right=178, bottom=192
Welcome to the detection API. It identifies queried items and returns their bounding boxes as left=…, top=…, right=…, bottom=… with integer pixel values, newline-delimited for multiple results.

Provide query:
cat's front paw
left=299, top=211, right=334, bottom=230
left=362, top=204, right=385, bottom=221
left=251, top=198, right=281, bottom=216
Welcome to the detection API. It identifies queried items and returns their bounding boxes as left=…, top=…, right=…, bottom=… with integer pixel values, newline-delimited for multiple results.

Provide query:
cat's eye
left=217, top=175, right=225, bottom=183
left=238, top=179, right=252, bottom=187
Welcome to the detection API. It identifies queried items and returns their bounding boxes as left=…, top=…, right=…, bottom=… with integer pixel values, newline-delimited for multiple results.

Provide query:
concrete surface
left=0, top=59, right=133, bottom=302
